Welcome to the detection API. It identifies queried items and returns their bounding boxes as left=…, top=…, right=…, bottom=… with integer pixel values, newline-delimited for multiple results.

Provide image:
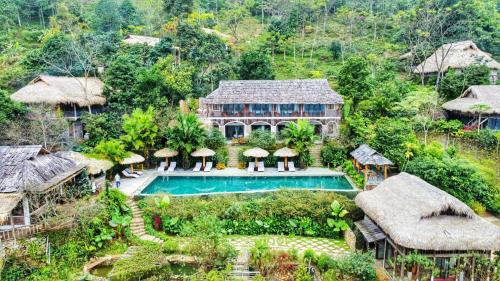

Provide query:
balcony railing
left=210, top=110, right=338, bottom=118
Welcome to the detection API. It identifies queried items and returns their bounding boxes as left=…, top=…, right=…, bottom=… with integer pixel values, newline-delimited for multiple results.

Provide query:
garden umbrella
left=273, top=147, right=297, bottom=169
left=86, top=158, right=114, bottom=175
left=191, top=148, right=215, bottom=169
left=154, top=148, right=179, bottom=167
left=243, top=147, right=269, bottom=168
left=120, top=153, right=145, bottom=173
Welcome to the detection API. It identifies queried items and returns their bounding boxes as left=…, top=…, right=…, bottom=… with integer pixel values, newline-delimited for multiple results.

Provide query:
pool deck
left=118, top=167, right=349, bottom=196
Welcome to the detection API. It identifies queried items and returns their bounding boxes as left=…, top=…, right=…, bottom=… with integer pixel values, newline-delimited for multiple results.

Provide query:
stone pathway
left=227, top=235, right=351, bottom=258
left=127, top=199, right=164, bottom=244
left=310, top=144, right=323, bottom=167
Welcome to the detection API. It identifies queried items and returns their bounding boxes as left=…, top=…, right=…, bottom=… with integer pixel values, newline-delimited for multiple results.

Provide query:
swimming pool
left=140, top=176, right=354, bottom=196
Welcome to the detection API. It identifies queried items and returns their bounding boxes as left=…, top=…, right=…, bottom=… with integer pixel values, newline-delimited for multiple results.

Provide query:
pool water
left=141, top=176, right=353, bottom=196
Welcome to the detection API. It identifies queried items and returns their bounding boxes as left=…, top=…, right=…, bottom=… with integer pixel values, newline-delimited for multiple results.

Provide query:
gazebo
left=154, top=148, right=178, bottom=167
left=350, top=144, right=393, bottom=189
left=273, top=147, right=297, bottom=170
left=243, top=147, right=269, bottom=169
left=120, top=153, right=145, bottom=173
left=191, top=148, right=215, bottom=169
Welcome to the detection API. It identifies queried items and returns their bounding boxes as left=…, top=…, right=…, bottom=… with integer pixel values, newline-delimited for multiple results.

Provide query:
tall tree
left=337, top=56, right=373, bottom=109
left=166, top=113, right=207, bottom=168
left=120, top=0, right=140, bottom=27
left=237, top=50, right=275, bottom=80
left=91, top=0, right=123, bottom=33
left=163, top=0, right=193, bottom=19
left=121, top=106, right=159, bottom=158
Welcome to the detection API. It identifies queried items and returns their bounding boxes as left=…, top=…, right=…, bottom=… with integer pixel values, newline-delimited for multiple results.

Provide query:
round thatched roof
left=0, top=193, right=23, bottom=223
left=120, top=153, right=145, bottom=165
left=273, top=147, right=297, bottom=157
left=87, top=158, right=114, bottom=175
left=191, top=148, right=215, bottom=157
left=154, top=148, right=179, bottom=158
left=244, top=147, right=269, bottom=158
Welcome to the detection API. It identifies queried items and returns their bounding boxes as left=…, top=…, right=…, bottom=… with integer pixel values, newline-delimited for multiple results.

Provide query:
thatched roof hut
left=413, top=40, right=500, bottom=74
left=57, top=151, right=113, bottom=175
left=122, top=35, right=160, bottom=47
left=11, top=75, right=105, bottom=107
left=350, top=144, right=393, bottom=166
left=355, top=173, right=500, bottom=251
left=442, top=85, right=500, bottom=115
left=0, top=193, right=23, bottom=222
left=203, top=80, right=343, bottom=105
left=0, top=145, right=84, bottom=193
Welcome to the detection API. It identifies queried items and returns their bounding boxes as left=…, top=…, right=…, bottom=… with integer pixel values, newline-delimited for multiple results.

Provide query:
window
left=223, top=104, right=244, bottom=116
left=279, top=104, right=297, bottom=116
left=212, top=104, right=221, bottom=111
left=304, top=104, right=325, bottom=116
left=250, top=104, right=271, bottom=116
left=327, top=104, right=336, bottom=110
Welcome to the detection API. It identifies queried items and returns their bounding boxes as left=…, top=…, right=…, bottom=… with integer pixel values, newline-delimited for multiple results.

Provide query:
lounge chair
left=193, top=162, right=202, bottom=172
left=258, top=162, right=264, bottom=172
left=125, top=168, right=143, bottom=176
left=158, top=161, right=166, bottom=172
left=247, top=162, right=255, bottom=172
left=167, top=161, right=176, bottom=172
left=204, top=162, right=213, bottom=172
left=288, top=161, right=296, bottom=172
left=277, top=162, right=285, bottom=172
left=122, top=169, right=140, bottom=178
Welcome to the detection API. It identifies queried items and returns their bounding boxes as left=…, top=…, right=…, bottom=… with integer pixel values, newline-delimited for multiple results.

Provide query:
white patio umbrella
left=243, top=147, right=269, bottom=168
left=191, top=148, right=215, bottom=168
left=273, top=147, right=297, bottom=169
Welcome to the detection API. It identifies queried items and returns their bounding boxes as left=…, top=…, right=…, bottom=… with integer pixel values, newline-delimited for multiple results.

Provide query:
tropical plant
left=121, top=106, right=159, bottom=158
left=109, top=213, right=132, bottom=238
left=166, top=112, right=207, bottom=168
left=91, top=139, right=129, bottom=164
left=247, top=129, right=276, bottom=150
left=470, top=104, right=491, bottom=132
left=327, top=200, right=349, bottom=232
left=205, top=128, right=226, bottom=150
left=282, top=119, right=319, bottom=168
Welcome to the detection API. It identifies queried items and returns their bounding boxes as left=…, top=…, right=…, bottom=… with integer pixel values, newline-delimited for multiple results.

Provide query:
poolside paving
left=118, top=167, right=349, bottom=196
left=227, top=235, right=351, bottom=258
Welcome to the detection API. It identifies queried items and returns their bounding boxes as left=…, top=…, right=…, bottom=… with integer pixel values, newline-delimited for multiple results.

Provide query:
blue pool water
left=140, top=176, right=353, bottom=196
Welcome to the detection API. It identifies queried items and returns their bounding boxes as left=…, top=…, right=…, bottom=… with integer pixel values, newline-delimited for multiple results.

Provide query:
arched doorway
left=225, top=122, right=245, bottom=140
left=276, top=121, right=292, bottom=139
left=250, top=122, right=271, bottom=132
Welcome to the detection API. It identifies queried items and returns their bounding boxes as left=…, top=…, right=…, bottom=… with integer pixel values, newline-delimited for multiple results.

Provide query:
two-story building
left=199, top=79, right=343, bottom=140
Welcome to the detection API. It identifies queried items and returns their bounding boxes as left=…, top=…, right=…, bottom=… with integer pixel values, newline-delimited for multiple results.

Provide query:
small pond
left=90, top=261, right=198, bottom=280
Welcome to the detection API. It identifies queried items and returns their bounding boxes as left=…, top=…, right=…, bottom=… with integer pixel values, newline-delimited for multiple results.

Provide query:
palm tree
left=282, top=119, right=319, bottom=169
left=166, top=113, right=207, bottom=169
left=470, top=104, right=491, bottom=132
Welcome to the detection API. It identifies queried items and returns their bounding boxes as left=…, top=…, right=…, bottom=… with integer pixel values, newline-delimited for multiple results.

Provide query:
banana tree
left=327, top=200, right=349, bottom=232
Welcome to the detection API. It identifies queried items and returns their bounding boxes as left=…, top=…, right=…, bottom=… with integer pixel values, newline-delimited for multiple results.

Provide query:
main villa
left=198, top=79, right=343, bottom=140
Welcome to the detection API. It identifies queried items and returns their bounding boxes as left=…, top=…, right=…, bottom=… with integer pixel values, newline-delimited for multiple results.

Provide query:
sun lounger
left=204, top=162, right=213, bottom=172
left=278, top=161, right=285, bottom=172
left=193, top=162, right=202, bottom=172
left=247, top=162, right=255, bottom=172
left=258, top=162, right=264, bottom=172
left=167, top=161, right=176, bottom=172
left=288, top=161, right=296, bottom=172
left=122, top=169, right=140, bottom=178
left=125, top=168, right=143, bottom=176
left=158, top=161, right=166, bottom=172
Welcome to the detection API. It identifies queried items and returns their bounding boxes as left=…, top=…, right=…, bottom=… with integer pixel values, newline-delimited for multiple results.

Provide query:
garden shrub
left=302, top=249, right=316, bottom=264
left=294, top=264, right=313, bottom=281
left=316, top=253, right=337, bottom=272
left=110, top=244, right=172, bottom=280
left=321, top=142, right=347, bottom=168
left=322, top=269, right=337, bottom=281
left=205, top=129, right=226, bottom=150
left=334, top=252, right=376, bottom=281
left=247, top=129, right=276, bottom=150
left=342, top=160, right=364, bottom=188
left=141, top=191, right=362, bottom=238
left=463, top=129, right=497, bottom=150
left=213, top=147, right=229, bottom=165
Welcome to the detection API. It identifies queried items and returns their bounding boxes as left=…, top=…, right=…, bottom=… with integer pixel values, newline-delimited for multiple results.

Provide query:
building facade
left=199, top=79, right=343, bottom=140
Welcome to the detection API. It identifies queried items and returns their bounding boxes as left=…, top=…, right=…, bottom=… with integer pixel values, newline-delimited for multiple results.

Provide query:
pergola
left=350, top=144, right=393, bottom=183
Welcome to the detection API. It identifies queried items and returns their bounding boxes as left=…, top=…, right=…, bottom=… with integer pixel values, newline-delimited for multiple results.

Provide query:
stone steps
left=309, top=144, right=323, bottom=167
left=126, top=199, right=164, bottom=244
left=227, top=145, right=240, bottom=167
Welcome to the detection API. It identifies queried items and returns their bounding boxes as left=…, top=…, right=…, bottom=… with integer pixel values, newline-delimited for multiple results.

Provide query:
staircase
left=309, top=144, right=323, bottom=167
left=127, top=199, right=163, bottom=244
left=228, top=250, right=260, bottom=281
left=227, top=145, right=240, bottom=167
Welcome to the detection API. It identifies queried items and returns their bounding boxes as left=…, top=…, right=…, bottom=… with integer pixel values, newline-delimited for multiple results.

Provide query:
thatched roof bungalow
left=442, top=85, right=500, bottom=130
left=10, top=75, right=105, bottom=138
left=350, top=144, right=393, bottom=188
left=0, top=145, right=84, bottom=231
left=412, top=40, right=499, bottom=83
left=122, top=35, right=160, bottom=47
left=354, top=173, right=499, bottom=280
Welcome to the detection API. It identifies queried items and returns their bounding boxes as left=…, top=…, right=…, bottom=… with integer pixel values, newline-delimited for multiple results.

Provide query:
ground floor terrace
left=202, top=117, right=341, bottom=140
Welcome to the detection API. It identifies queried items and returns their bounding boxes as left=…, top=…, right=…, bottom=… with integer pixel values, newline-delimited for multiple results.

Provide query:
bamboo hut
left=10, top=75, right=105, bottom=138
left=354, top=173, right=500, bottom=280
left=191, top=148, right=215, bottom=169
left=122, top=35, right=160, bottom=47
left=442, top=85, right=500, bottom=130
left=0, top=146, right=84, bottom=234
left=350, top=144, right=393, bottom=189
left=412, top=40, right=500, bottom=83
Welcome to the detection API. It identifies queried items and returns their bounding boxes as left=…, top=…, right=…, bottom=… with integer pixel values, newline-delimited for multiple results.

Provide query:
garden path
left=227, top=235, right=351, bottom=258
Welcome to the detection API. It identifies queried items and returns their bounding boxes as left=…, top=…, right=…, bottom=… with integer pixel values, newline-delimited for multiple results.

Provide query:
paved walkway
left=227, top=235, right=351, bottom=258
left=118, top=167, right=346, bottom=196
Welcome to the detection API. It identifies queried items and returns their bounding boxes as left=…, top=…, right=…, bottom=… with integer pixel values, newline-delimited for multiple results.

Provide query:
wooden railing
left=0, top=218, right=74, bottom=241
